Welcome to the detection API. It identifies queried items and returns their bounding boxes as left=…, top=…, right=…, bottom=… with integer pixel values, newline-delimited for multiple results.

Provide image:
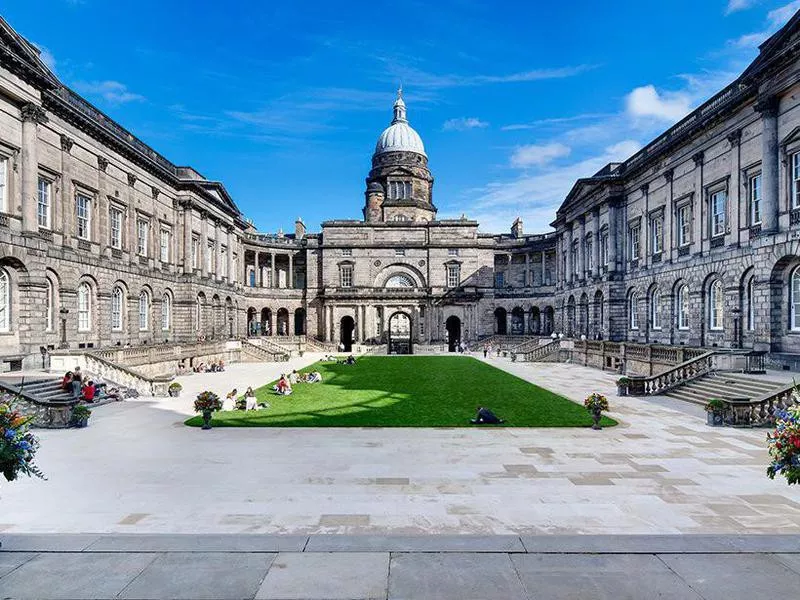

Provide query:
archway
left=579, top=293, right=589, bottom=338
left=510, top=307, right=525, bottom=335
left=543, top=306, right=554, bottom=335
left=247, top=307, right=258, bottom=336
left=294, top=308, right=306, bottom=335
left=531, top=307, right=541, bottom=334
left=566, top=296, right=576, bottom=337
left=593, top=290, right=604, bottom=340
left=494, top=307, right=507, bottom=335
left=388, top=312, right=412, bottom=354
left=445, top=315, right=461, bottom=352
left=340, top=315, right=355, bottom=352
left=276, top=308, right=289, bottom=336
left=260, top=308, right=272, bottom=336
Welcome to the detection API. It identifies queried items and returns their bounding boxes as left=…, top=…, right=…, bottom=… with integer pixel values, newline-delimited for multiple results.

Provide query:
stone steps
left=663, top=372, right=786, bottom=406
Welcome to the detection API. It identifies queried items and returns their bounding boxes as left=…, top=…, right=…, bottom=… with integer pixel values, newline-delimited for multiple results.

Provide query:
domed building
left=364, top=89, right=436, bottom=223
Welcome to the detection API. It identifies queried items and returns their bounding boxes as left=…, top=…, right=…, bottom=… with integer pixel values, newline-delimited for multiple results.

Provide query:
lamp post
left=58, top=307, right=69, bottom=349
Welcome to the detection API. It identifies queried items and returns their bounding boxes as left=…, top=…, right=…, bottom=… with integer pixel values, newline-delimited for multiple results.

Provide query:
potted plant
left=705, top=398, right=726, bottom=426
left=767, top=404, right=800, bottom=485
left=616, top=377, right=630, bottom=396
left=0, top=395, right=45, bottom=482
left=168, top=382, right=183, bottom=398
left=194, top=391, right=222, bottom=430
left=70, top=404, right=92, bottom=428
left=584, top=392, right=610, bottom=430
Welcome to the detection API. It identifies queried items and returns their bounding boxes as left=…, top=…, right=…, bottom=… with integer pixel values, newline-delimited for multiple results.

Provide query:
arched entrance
left=510, top=307, right=525, bottom=335
left=276, top=308, right=289, bottom=336
left=294, top=308, right=306, bottom=335
left=566, top=296, right=576, bottom=337
left=494, top=307, right=507, bottom=335
left=247, top=307, right=258, bottom=336
left=593, top=291, right=604, bottom=340
left=543, top=306, right=554, bottom=335
left=340, top=315, right=355, bottom=352
left=531, top=307, right=541, bottom=334
left=260, top=308, right=272, bottom=336
left=388, top=312, right=412, bottom=354
left=445, top=315, right=461, bottom=352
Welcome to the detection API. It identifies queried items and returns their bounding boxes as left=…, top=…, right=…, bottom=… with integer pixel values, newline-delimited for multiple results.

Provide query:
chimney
left=511, top=217, right=523, bottom=238
left=295, top=217, right=306, bottom=240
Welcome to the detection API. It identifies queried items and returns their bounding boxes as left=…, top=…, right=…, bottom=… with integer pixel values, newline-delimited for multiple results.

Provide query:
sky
left=5, top=0, right=800, bottom=234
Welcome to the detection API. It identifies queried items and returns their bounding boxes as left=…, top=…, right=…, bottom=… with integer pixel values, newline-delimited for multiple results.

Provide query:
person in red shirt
left=82, top=380, right=96, bottom=403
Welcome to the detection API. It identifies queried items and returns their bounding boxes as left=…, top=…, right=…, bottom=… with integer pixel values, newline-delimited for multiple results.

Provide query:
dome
left=374, top=90, right=426, bottom=157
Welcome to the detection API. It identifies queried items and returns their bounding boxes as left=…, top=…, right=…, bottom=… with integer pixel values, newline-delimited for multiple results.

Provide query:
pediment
left=0, top=17, right=59, bottom=90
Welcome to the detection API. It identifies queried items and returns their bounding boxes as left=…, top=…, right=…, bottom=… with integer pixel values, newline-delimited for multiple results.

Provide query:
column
left=21, top=104, right=47, bottom=234
left=664, top=170, right=674, bottom=261
left=361, top=305, right=367, bottom=342
left=288, top=253, right=294, bottom=289
left=591, top=210, right=600, bottom=279
left=182, top=202, right=192, bottom=274
left=226, top=228, right=234, bottom=284
left=758, top=97, right=779, bottom=233
left=213, top=221, right=222, bottom=281
left=565, top=225, right=574, bottom=285
left=200, top=214, right=209, bottom=278
left=524, top=253, right=530, bottom=286
left=270, top=252, right=276, bottom=288
left=728, top=130, right=741, bottom=244
left=541, top=251, right=547, bottom=285
left=255, top=251, right=261, bottom=286
left=692, top=152, right=704, bottom=253
left=577, top=217, right=586, bottom=282
left=607, top=204, right=617, bottom=273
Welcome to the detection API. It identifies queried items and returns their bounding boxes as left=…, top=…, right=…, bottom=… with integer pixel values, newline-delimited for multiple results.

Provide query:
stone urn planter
left=201, top=410, right=213, bottom=430
left=591, top=408, right=603, bottom=430
left=168, top=384, right=182, bottom=398
left=70, top=405, right=92, bottom=429
left=584, top=393, right=610, bottom=431
left=616, top=378, right=630, bottom=396
left=705, top=399, right=726, bottom=427
left=195, top=390, right=222, bottom=431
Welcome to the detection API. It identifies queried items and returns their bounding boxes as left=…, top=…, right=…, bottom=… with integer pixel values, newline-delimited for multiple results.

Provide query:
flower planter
left=591, top=409, right=603, bottom=430
left=71, top=417, right=89, bottom=428
left=616, top=384, right=628, bottom=396
left=707, top=411, right=724, bottom=427
left=168, top=389, right=181, bottom=398
left=201, top=410, right=213, bottom=430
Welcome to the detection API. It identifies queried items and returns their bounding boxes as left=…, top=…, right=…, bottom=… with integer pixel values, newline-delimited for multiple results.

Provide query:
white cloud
left=625, top=85, right=692, bottom=122
left=510, top=143, right=571, bottom=168
left=726, top=0, right=758, bottom=15
left=73, top=80, right=145, bottom=104
left=442, top=117, right=489, bottom=131
left=728, top=1, right=800, bottom=49
left=767, top=0, right=800, bottom=27
left=501, top=113, right=612, bottom=131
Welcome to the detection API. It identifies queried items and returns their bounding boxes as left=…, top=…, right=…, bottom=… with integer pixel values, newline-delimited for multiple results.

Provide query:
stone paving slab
left=85, top=533, right=308, bottom=553
left=118, top=551, right=276, bottom=600
left=305, top=534, right=525, bottom=553
left=510, top=553, right=703, bottom=599
left=0, top=550, right=36, bottom=577
left=255, top=552, right=388, bottom=600
left=519, top=534, right=740, bottom=554
left=0, top=533, right=101, bottom=551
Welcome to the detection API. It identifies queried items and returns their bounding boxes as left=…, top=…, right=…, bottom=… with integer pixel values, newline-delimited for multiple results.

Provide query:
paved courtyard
left=1, top=354, right=799, bottom=535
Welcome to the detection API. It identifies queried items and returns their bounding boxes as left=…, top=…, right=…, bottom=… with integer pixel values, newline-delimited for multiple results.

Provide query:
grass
left=184, top=355, right=617, bottom=428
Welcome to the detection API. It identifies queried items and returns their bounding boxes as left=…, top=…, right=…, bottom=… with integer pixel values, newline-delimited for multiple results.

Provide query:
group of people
left=60, top=368, right=120, bottom=403
left=193, top=360, right=225, bottom=373
left=222, top=387, right=263, bottom=411
left=272, top=368, right=323, bottom=396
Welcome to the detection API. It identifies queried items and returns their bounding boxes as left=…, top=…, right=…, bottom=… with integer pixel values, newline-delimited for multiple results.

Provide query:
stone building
left=4, top=12, right=800, bottom=369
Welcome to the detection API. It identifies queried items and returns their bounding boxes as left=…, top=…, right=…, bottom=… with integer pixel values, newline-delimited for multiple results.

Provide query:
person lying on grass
left=470, top=406, right=504, bottom=425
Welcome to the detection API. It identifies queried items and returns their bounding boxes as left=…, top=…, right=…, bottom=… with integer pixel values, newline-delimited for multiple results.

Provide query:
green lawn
left=184, top=356, right=617, bottom=428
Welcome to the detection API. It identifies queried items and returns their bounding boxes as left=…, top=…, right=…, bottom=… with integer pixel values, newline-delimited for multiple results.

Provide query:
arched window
left=747, top=278, right=755, bottom=331
left=111, top=286, right=124, bottom=332
left=0, top=269, right=9, bottom=332
left=138, top=290, right=149, bottom=331
left=77, top=282, right=91, bottom=332
left=650, top=287, right=662, bottom=330
left=46, top=278, right=54, bottom=332
left=791, top=268, right=800, bottom=331
left=629, top=292, right=639, bottom=330
left=385, top=274, right=415, bottom=288
left=709, top=279, right=724, bottom=331
left=676, top=285, right=690, bottom=330
left=161, top=293, right=171, bottom=331
left=195, top=295, right=203, bottom=332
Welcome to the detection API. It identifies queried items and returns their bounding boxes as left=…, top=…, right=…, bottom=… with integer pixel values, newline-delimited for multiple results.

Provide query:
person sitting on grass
left=341, top=355, right=356, bottom=365
left=288, top=370, right=299, bottom=385
left=244, top=387, right=258, bottom=410
left=273, top=374, right=292, bottom=395
left=307, top=371, right=322, bottom=383
left=222, top=388, right=237, bottom=411
left=470, top=406, right=504, bottom=425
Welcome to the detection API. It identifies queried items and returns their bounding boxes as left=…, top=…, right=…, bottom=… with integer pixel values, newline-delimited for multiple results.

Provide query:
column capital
left=60, top=134, right=74, bottom=153
left=692, top=151, right=704, bottom=167
left=664, top=168, right=674, bottom=182
left=127, top=172, right=137, bottom=187
left=727, top=129, right=742, bottom=147
left=640, top=183, right=649, bottom=195
left=755, top=95, right=779, bottom=117
left=97, top=156, right=109, bottom=172
left=21, top=103, right=48, bottom=125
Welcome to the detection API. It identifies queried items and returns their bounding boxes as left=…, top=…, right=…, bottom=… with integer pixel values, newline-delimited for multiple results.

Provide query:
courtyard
left=2, top=354, right=799, bottom=536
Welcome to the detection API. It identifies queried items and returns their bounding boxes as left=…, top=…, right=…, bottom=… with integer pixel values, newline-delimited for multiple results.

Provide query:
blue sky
left=6, top=0, right=800, bottom=233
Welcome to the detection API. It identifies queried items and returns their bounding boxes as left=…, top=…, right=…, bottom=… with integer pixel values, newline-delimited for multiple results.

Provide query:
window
left=495, top=272, right=505, bottom=288
left=747, top=278, right=755, bottom=331
left=709, top=279, right=723, bottom=331
left=341, top=248, right=352, bottom=257
left=138, top=290, right=149, bottom=331
left=629, top=224, right=640, bottom=260
left=395, top=248, right=405, bottom=257
left=46, top=278, right=54, bottom=332
left=792, top=268, right=800, bottom=331
left=678, top=204, right=691, bottom=247
left=793, top=152, right=800, bottom=209
left=447, top=264, right=461, bottom=288
left=220, top=246, right=227, bottom=277
left=191, top=237, right=200, bottom=269
left=651, top=216, right=663, bottom=254
left=390, top=214, right=411, bottom=222
left=386, top=274, right=415, bottom=288
left=448, top=248, right=459, bottom=256
left=77, top=282, right=91, bottom=332
left=37, top=177, right=51, bottom=229
left=629, top=292, right=639, bottom=329
left=109, top=207, right=122, bottom=249
left=710, top=190, right=727, bottom=237
left=111, top=286, right=123, bottom=331
left=0, top=269, right=9, bottom=332
left=76, top=194, right=91, bottom=240
left=195, top=296, right=202, bottom=331
left=650, top=288, right=662, bottom=330
left=340, top=264, right=353, bottom=288
left=0, top=157, right=7, bottom=212
left=206, top=241, right=214, bottom=274
left=159, top=229, right=170, bottom=263
left=161, top=293, right=171, bottom=331
left=586, top=239, right=593, bottom=271
left=600, top=231, right=609, bottom=266
left=677, top=285, right=690, bottom=330
left=749, top=173, right=762, bottom=225
left=571, top=241, right=578, bottom=275
left=389, top=180, right=412, bottom=199
left=137, top=219, right=149, bottom=256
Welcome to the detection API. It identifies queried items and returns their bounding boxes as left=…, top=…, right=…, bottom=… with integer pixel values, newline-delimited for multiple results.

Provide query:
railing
left=514, top=340, right=560, bottom=362
left=744, top=351, right=767, bottom=374
left=627, top=351, right=717, bottom=396
left=304, top=338, right=338, bottom=353
left=363, top=344, right=387, bottom=355
left=720, top=382, right=798, bottom=427
left=240, top=338, right=289, bottom=362
left=508, top=337, right=555, bottom=354
left=83, top=353, right=173, bottom=396
left=91, top=341, right=229, bottom=368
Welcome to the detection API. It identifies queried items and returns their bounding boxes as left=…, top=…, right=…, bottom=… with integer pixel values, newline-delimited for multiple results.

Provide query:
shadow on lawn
left=184, top=356, right=618, bottom=429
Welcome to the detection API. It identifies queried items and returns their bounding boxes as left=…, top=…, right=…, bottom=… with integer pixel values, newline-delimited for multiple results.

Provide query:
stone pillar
left=270, top=252, right=276, bottom=288
left=21, top=104, right=47, bottom=234
left=213, top=221, right=221, bottom=281
left=182, top=202, right=192, bottom=274
left=728, top=130, right=741, bottom=244
left=541, top=251, right=547, bottom=285
left=607, top=204, right=617, bottom=273
left=226, top=228, right=234, bottom=284
left=591, top=210, right=600, bottom=279
left=200, top=214, right=209, bottom=278
left=565, top=225, right=574, bottom=285
left=288, top=253, right=294, bottom=289
left=577, top=217, right=586, bottom=282
left=524, top=253, right=530, bottom=287
left=664, top=170, right=674, bottom=261
left=758, top=97, right=779, bottom=234
left=692, top=152, right=704, bottom=253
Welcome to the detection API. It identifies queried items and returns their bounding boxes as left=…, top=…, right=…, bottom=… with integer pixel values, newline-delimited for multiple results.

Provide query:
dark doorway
left=276, top=308, right=289, bottom=336
left=510, top=307, right=525, bottom=335
left=445, top=316, right=461, bottom=352
left=388, top=312, right=412, bottom=354
left=260, top=308, right=272, bottom=336
left=494, top=307, right=507, bottom=335
left=247, top=307, right=257, bottom=336
left=340, top=316, right=355, bottom=351
left=294, top=308, right=306, bottom=335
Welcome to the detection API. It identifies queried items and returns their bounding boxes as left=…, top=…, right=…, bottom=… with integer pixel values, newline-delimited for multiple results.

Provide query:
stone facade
left=5, top=14, right=800, bottom=368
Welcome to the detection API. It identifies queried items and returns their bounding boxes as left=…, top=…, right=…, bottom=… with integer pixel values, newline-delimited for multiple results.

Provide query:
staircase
left=663, top=372, right=787, bottom=406
left=0, top=377, right=74, bottom=405
left=240, top=339, right=289, bottom=362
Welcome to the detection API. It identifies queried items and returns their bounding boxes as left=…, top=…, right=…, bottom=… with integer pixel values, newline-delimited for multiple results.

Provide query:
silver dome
left=374, top=91, right=426, bottom=157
